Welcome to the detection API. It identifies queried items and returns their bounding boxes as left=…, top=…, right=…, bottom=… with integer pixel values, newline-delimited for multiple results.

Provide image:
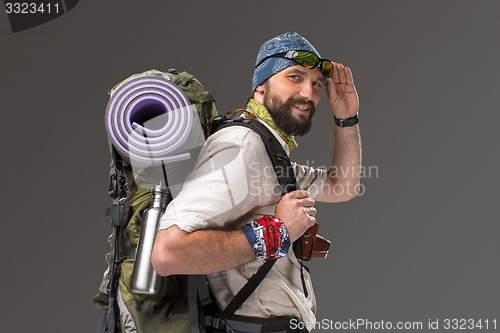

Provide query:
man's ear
left=253, top=84, right=265, bottom=104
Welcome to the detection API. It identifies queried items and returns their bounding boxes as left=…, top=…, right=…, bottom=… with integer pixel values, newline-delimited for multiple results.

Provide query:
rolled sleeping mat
left=105, top=70, right=205, bottom=192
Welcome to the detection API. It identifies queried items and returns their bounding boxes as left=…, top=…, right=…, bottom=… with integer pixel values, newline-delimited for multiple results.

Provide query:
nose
left=299, top=81, right=319, bottom=103
left=299, top=82, right=314, bottom=100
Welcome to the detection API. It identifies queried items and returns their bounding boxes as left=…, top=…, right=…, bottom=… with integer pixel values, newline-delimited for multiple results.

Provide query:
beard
left=262, top=90, right=316, bottom=136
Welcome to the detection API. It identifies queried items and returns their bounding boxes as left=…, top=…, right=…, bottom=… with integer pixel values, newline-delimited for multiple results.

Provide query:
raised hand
left=325, top=62, right=359, bottom=119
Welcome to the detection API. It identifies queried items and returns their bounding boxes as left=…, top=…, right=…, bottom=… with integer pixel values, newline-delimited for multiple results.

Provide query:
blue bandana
left=252, top=32, right=321, bottom=92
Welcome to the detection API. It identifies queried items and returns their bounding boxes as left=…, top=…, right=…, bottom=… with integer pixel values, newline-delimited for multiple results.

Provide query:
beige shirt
left=159, top=119, right=327, bottom=327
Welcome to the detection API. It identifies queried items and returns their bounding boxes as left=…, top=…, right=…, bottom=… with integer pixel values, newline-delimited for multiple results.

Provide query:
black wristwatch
left=334, top=114, right=359, bottom=127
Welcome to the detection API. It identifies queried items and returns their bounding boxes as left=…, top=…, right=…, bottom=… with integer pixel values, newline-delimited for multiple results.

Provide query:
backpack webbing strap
left=101, top=148, right=132, bottom=333
left=188, top=275, right=207, bottom=333
left=220, top=260, right=275, bottom=319
left=211, top=117, right=300, bottom=320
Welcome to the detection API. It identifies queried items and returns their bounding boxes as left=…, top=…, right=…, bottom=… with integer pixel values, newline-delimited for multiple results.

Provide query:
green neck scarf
left=246, top=99, right=298, bottom=151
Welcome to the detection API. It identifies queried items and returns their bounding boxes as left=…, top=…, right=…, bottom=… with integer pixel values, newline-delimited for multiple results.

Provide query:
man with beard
left=152, top=32, right=361, bottom=332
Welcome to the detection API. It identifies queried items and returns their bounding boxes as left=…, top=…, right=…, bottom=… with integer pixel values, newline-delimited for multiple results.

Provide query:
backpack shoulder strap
left=209, top=116, right=300, bottom=319
left=211, top=116, right=300, bottom=196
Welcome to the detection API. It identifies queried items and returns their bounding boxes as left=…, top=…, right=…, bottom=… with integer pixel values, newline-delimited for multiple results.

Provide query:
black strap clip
left=105, top=204, right=131, bottom=228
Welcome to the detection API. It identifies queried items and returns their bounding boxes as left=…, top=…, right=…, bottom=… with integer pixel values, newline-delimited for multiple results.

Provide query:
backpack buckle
left=205, top=316, right=227, bottom=330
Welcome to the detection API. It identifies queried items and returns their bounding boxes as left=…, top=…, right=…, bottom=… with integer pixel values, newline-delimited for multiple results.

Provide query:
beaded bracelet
left=242, top=215, right=291, bottom=260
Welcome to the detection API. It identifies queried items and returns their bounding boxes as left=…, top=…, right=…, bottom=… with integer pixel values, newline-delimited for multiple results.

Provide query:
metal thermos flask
left=130, top=185, right=171, bottom=294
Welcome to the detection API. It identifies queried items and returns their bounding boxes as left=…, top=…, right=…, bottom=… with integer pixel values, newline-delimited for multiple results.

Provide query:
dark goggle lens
left=293, top=51, right=333, bottom=77
left=320, top=60, right=333, bottom=77
left=293, top=52, right=319, bottom=68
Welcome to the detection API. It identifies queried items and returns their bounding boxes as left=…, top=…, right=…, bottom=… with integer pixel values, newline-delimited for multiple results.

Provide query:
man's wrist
left=242, top=216, right=290, bottom=260
left=334, top=114, right=359, bottom=127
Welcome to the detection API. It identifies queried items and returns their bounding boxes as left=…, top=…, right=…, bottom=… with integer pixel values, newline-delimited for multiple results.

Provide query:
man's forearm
left=152, top=225, right=255, bottom=276
left=316, top=124, right=362, bottom=202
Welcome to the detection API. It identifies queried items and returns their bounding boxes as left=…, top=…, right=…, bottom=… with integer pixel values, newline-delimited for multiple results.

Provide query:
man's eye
left=313, top=81, right=322, bottom=88
left=289, top=75, right=301, bottom=80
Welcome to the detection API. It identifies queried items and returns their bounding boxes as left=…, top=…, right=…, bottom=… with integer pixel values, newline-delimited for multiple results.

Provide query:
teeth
left=294, top=104, right=309, bottom=111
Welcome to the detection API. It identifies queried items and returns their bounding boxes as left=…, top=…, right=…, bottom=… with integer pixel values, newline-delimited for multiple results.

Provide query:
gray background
left=1, top=1, right=499, bottom=332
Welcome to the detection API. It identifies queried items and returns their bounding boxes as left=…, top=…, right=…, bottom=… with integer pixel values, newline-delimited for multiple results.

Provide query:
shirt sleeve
left=291, top=162, right=328, bottom=199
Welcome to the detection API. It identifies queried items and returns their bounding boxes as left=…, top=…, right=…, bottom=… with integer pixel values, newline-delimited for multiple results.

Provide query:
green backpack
left=94, top=69, right=217, bottom=333
left=94, top=69, right=309, bottom=333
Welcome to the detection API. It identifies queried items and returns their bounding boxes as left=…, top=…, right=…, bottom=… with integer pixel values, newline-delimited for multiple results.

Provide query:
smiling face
left=254, top=65, right=324, bottom=136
